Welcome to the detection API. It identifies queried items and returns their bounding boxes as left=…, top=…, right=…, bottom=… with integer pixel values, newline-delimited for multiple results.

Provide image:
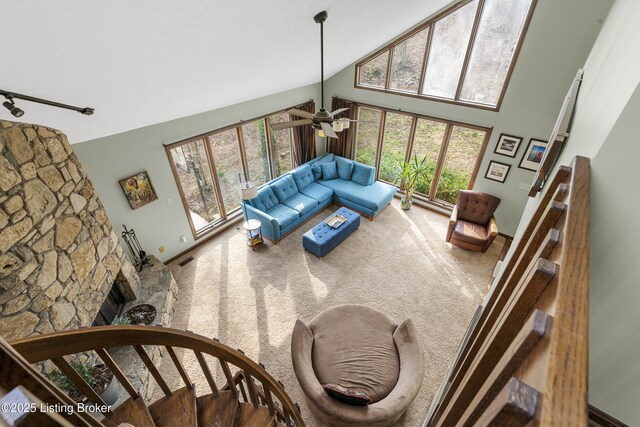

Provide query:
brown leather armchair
left=446, top=190, right=501, bottom=252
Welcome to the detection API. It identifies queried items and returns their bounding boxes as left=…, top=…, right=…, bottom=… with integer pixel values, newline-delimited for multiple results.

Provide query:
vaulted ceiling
left=3, top=0, right=451, bottom=143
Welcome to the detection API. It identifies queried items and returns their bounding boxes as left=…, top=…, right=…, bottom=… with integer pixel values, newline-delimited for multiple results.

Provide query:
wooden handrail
left=10, top=325, right=305, bottom=426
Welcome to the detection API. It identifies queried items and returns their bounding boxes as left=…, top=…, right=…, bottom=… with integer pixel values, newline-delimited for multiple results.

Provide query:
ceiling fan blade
left=270, top=119, right=312, bottom=131
left=329, top=108, right=348, bottom=117
left=320, top=121, right=338, bottom=139
left=287, top=108, right=315, bottom=119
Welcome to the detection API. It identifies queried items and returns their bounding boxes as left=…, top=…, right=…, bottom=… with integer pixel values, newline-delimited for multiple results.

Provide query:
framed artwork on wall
left=519, top=138, right=548, bottom=171
left=119, top=171, right=158, bottom=210
left=494, top=133, right=523, bottom=158
left=485, top=161, right=511, bottom=183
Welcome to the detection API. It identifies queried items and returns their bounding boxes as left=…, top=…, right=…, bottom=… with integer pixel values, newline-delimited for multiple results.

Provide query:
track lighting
left=1, top=89, right=94, bottom=117
left=2, top=98, right=24, bottom=118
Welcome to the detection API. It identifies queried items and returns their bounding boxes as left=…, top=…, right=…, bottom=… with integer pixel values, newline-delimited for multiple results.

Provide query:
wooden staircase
left=0, top=326, right=304, bottom=427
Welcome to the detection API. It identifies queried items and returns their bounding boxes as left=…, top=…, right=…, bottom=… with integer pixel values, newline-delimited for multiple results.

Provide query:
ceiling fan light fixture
left=339, top=118, right=350, bottom=129
left=332, top=120, right=343, bottom=132
left=317, top=129, right=326, bottom=138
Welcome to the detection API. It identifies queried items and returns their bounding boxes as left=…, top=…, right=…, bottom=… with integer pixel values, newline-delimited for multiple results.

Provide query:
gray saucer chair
left=291, top=305, right=424, bottom=427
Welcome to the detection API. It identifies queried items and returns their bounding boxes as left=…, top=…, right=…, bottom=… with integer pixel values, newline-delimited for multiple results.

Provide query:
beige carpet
left=157, top=200, right=503, bottom=426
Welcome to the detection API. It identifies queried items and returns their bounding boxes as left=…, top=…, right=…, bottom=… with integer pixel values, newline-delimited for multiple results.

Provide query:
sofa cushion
left=351, top=163, right=375, bottom=186
left=311, top=164, right=323, bottom=181
left=319, top=179, right=395, bottom=211
left=291, top=165, right=314, bottom=190
left=266, top=204, right=299, bottom=228
left=249, top=186, right=279, bottom=212
left=335, top=157, right=354, bottom=180
left=310, top=305, right=400, bottom=403
left=271, top=175, right=299, bottom=203
left=282, top=193, right=319, bottom=216
left=452, top=220, right=487, bottom=246
left=300, top=182, right=333, bottom=203
left=320, top=162, right=338, bottom=180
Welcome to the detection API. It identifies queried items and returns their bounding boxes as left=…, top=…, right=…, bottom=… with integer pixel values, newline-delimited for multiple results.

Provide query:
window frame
left=352, top=101, right=492, bottom=208
left=354, top=0, right=538, bottom=111
left=165, top=104, right=302, bottom=239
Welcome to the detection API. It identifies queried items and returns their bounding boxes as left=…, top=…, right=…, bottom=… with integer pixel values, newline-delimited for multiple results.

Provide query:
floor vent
left=178, top=256, right=195, bottom=267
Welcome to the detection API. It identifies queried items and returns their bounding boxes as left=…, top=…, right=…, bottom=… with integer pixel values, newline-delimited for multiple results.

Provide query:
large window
left=354, top=104, right=490, bottom=207
left=167, top=106, right=300, bottom=238
left=355, top=0, right=536, bottom=109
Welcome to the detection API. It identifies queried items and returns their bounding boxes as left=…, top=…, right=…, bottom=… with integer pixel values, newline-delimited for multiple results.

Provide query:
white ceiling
left=2, top=0, right=451, bottom=143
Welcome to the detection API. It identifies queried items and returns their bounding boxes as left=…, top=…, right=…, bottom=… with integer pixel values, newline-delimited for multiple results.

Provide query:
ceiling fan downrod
left=314, top=11, right=328, bottom=110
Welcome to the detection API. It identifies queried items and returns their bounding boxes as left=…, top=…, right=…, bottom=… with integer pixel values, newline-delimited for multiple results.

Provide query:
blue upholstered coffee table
left=302, top=207, right=361, bottom=257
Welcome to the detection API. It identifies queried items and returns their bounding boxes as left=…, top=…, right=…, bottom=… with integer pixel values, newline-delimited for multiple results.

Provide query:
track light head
left=3, top=99, right=24, bottom=118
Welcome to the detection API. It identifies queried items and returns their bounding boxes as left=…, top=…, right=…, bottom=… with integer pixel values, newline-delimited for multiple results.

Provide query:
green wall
left=325, top=0, right=611, bottom=236
left=74, top=83, right=320, bottom=262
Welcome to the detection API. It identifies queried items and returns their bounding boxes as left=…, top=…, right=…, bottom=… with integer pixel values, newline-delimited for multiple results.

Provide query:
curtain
left=328, top=98, right=357, bottom=159
left=292, top=101, right=316, bottom=166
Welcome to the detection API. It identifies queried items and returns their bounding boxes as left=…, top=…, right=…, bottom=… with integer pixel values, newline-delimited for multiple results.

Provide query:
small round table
left=242, top=219, right=263, bottom=250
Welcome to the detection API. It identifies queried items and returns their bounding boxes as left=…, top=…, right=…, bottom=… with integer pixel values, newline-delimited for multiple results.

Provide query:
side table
left=243, top=219, right=263, bottom=250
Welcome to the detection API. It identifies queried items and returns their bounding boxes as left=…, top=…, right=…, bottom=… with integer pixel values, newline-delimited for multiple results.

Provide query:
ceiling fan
left=270, top=11, right=353, bottom=139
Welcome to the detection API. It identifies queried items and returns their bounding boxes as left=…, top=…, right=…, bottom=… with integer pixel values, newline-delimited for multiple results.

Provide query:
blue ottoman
left=303, top=207, right=361, bottom=257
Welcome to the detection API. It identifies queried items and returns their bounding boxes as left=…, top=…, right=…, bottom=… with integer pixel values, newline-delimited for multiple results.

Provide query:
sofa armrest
left=291, top=320, right=325, bottom=400
left=446, top=205, right=458, bottom=242
left=483, top=216, right=499, bottom=252
left=244, top=203, right=280, bottom=241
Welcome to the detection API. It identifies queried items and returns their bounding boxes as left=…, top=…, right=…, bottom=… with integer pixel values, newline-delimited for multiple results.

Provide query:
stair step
left=196, top=390, right=238, bottom=426
left=148, top=385, right=197, bottom=427
left=103, top=397, right=156, bottom=427
left=235, top=402, right=276, bottom=427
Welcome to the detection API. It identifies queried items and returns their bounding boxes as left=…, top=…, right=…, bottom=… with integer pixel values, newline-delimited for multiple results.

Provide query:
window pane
left=208, top=129, right=243, bottom=214
left=355, top=107, right=381, bottom=166
left=242, top=120, right=270, bottom=186
left=435, top=126, right=486, bottom=204
left=269, top=113, right=293, bottom=177
left=169, top=140, right=220, bottom=231
left=422, top=0, right=478, bottom=98
left=389, top=27, right=430, bottom=93
left=379, top=113, right=412, bottom=183
left=358, top=51, right=390, bottom=88
left=460, top=0, right=533, bottom=105
left=410, top=119, right=447, bottom=196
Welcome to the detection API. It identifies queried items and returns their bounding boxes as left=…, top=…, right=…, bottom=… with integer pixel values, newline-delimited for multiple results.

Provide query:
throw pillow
left=335, top=157, right=354, bottom=180
left=351, top=163, right=376, bottom=186
left=320, top=162, right=338, bottom=180
left=322, top=384, right=372, bottom=406
left=311, top=164, right=323, bottom=181
left=319, top=153, right=335, bottom=163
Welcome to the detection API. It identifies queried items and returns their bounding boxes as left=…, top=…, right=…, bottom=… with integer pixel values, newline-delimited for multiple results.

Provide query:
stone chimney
left=0, top=120, right=139, bottom=340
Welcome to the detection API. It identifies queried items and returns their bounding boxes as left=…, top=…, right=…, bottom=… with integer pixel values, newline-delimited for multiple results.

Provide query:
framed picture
left=119, top=171, right=158, bottom=210
left=494, top=133, right=523, bottom=158
left=485, top=161, right=511, bottom=183
left=519, top=138, right=548, bottom=171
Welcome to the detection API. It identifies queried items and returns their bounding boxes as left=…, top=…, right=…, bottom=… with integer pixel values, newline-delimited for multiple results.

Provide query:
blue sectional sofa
left=242, top=154, right=397, bottom=242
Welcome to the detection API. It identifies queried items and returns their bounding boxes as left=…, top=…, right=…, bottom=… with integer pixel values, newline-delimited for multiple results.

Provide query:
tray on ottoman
left=303, top=207, right=361, bottom=258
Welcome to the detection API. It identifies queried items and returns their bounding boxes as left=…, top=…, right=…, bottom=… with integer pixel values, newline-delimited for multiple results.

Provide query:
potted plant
left=111, top=315, right=131, bottom=325
left=395, top=155, right=433, bottom=210
left=45, top=359, right=121, bottom=408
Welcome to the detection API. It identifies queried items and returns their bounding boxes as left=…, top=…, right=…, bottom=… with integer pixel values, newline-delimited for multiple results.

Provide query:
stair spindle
left=262, top=382, right=277, bottom=416
left=193, top=350, right=219, bottom=396
left=133, top=345, right=173, bottom=397
left=165, top=346, right=193, bottom=389
left=219, top=360, right=238, bottom=397
left=95, top=348, right=139, bottom=399
left=245, top=373, right=260, bottom=407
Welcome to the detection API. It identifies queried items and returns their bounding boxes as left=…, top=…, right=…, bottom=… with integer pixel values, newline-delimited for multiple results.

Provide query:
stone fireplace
left=0, top=120, right=141, bottom=340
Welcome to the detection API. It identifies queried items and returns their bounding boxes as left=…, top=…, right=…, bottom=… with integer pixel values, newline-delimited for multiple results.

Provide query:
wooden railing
left=426, top=156, right=591, bottom=426
left=4, top=326, right=305, bottom=426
